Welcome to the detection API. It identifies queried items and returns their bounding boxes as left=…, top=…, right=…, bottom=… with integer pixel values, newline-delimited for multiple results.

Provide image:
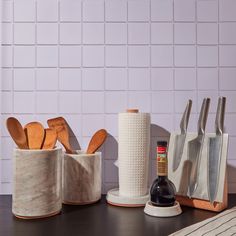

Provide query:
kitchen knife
left=208, top=97, right=226, bottom=204
left=172, top=99, right=192, bottom=172
left=188, top=98, right=210, bottom=198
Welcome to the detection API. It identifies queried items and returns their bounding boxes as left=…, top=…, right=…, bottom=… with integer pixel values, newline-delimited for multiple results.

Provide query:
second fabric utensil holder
left=12, top=147, right=62, bottom=219
left=63, top=151, right=102, bottom=205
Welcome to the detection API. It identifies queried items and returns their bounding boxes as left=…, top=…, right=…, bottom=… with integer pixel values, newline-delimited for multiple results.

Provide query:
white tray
left=144, top=201, right=182, bottom=217
left=106, top=188, right=149, bottom=207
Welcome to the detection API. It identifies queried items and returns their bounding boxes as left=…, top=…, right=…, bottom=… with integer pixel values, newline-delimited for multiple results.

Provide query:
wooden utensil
left=42, top=128, right=57, bottom=150
left=6, top=117, right=28, bottom=149
left=47, top=117, right=74, bottom=154
left=87, top=129, right=108, bottom=154
left=24, top=122, right=45, bottom=150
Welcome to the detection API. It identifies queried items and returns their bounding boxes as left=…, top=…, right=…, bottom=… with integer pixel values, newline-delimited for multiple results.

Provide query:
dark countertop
left=1, top=195, right=236, bottom=236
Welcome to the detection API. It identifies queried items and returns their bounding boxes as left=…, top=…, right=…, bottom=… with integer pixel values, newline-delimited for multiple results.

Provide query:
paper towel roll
left=118, top=112, right=150, bottom=197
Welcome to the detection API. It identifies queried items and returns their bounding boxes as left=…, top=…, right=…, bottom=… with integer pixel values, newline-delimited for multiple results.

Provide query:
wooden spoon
left=41, top=128, right=57, bottom=150
left=24, top=122, right=45, bottom=150
left=47, top=117, right=74, bottom=154
left=87, top=129, right=108, bottom=154
left=6, top=117, right=28, bottom=149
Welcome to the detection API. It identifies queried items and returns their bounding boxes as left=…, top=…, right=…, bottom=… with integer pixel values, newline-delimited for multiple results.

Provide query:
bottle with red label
left=150, top=141, right=176, bottom=207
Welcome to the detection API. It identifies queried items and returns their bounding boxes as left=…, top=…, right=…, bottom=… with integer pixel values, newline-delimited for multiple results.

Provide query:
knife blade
left=188, top=98, right=210, bottom=198
left=173, top=100, right=192, bottom=172
left=208, top=97, right=226, bottom=204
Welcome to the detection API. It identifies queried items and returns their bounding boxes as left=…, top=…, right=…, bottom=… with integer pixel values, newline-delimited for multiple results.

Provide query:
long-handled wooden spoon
left=47, top=117, right=74, bottom=154
left=24, top=122, right=45, bottom=150
left=6, top=117, right=28, bottom=149
left=87, top=129, right=108, bottom=154
left=41, top=128, right=57, bottom=150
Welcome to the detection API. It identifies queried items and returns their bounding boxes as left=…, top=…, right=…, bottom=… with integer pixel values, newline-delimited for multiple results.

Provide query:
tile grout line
left=12, top=0, right=15, bottom=115
left=126, top=0, right=129, bottom=109
left=8, top=20, right=236, bottom=24
left=217, top=0, right=220, bottom=96
left=57, top=0, right=60, bottom=116
left=149, top=0, right=152, bottom=115
left=149, top=0, right=152, bottom=181
left=195, top=0, right=199, bottom=114
left=0, top=0, right=2, bottom=163
left=103, top=0, right=106, bottom=193
left=80, top=0, right=83, bottom=144
left=103, top=0, right=105, bottom=123
left=81, top=0, right=84, bottom=146
left=34, top=0, right=37, bottom=118
left=172, top=0, right=175, bottom=130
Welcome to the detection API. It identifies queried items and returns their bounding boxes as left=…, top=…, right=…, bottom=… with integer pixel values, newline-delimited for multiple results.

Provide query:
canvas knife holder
left=168, top=132, right=229, bottom=212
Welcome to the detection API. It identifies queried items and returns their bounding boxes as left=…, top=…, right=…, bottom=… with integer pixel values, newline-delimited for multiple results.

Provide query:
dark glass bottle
left=150, top=141, right=176, bottom=207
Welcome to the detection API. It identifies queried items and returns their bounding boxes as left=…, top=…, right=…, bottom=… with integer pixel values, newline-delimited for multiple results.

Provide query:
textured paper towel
left=118, top=112, right=150, bottom=197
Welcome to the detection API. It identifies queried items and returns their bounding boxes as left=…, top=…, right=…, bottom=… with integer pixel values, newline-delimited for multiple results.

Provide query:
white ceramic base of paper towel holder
left=144, top=201, right=182, bottom=217
left=106, top=188, right=149, bottom=207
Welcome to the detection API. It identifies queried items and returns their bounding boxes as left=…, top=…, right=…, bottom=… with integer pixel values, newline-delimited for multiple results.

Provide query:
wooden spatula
left=24, top=122, right=45, bottom=150
left=6, top=117, right=28, bottom=149
left=47, top=117, right=74, bottom=154
left=87, top=129, right=108, bottom=154
left=42, top=128, right=57, bottom=150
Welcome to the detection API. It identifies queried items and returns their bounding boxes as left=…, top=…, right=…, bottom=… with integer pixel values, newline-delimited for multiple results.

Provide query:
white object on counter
left=170, top=206, right=236, bottom=235
left=106, top=188, right=149, bottom=207
left=168, top=132, right=228, bottom=202
left=12, top=147, right=62, bottom=219
left=63, top=150, right=102, bottom=205
left=144, top=201, right=182, bottom=217
left=118, top=112, right=151, bottom=197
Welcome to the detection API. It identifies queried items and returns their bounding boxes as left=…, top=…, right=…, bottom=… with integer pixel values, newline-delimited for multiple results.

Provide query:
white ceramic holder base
left=144, top=201, right=182, bottom=217
left=106, top=188, right=149, bottom=207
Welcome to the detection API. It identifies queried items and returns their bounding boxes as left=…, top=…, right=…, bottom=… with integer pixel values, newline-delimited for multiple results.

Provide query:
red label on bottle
left=157, top=146, right=168, bottom=176
left=157, top=146, right=167, bottom=153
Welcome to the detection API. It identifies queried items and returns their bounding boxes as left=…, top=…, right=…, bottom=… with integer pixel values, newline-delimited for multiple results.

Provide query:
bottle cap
left=157, top=141, right=167, bottom=147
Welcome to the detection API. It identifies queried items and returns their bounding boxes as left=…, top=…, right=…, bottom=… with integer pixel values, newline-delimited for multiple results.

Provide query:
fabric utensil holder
left=12, top=147, right=62, bottom=219
left=63, top=151, right=102, bottom=205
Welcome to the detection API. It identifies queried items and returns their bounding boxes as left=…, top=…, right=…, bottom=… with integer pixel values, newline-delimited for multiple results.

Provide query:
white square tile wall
left=2, top=23, right=13, bottom=45
left=105, top=23, right=127, bottom=44
left=1, top=0, right=236, bottom=194
left=60, top=0, right=81, bottom=22
left=83, top=23, right=104, bottom=44
left=14, top=23, right=35, bottom=45
left=37, top=23, right=58, bottom=44
left=60, top=23, right=81, bottom=44
left=174, top=23, right=196, bottom=44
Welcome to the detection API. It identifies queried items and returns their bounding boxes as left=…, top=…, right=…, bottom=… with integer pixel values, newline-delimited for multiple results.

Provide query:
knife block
left=12, top=148, right=62, bottom=219
left=63, top=151, right=102, bottom=205
left=176, top=177, right=228, bottom=212
left=168, top=132, right=229, bottom=212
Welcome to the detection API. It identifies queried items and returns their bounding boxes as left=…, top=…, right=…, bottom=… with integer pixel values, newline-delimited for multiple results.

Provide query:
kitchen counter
left=1, top=195, right=236, bottom=236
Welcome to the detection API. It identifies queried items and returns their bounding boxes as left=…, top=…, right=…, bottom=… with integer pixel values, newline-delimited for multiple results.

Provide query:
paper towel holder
left=106, top=109, right=150, bottom=207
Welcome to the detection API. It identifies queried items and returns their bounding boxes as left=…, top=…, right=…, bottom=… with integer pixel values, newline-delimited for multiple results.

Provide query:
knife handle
left=215, top=97, right=226, bottom=135
left=198, top=98, right=210, bottom=135
left=180, top=100, right=192, bottom=134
